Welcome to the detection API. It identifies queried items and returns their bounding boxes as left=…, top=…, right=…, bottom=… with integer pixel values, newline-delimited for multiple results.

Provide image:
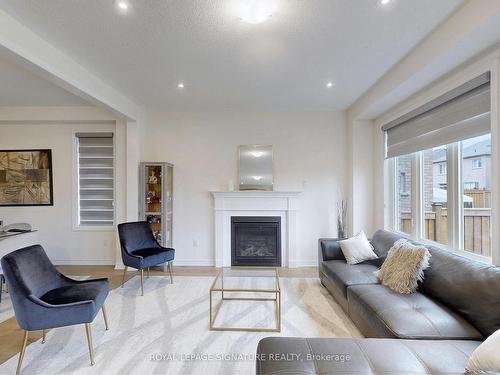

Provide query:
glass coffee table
left=209, top=267, right=281, bottom=332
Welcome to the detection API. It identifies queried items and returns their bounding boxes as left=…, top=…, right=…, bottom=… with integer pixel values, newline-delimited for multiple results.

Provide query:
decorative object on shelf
left=238, top=145, right=273, bottom=191
left=148, top=170, right=158, bottom=184
left=0, top=149, right=53, bottom=206
left=337, top=198, right=347, bottom=239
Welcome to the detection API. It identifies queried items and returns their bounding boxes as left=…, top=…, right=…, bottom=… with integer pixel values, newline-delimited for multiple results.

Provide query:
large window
left=396, top=155, right=412, bottom=234
left=462, top=134, right=491, bottom=257
left=388, top=135, right=492, bottom=260
left=76, top=133, right=114, bottom=227
left=384, top=73, right=492, bottom=262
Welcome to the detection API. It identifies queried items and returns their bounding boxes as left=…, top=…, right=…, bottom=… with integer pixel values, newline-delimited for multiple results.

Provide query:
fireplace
left=231, top=216, right=281, bottom=267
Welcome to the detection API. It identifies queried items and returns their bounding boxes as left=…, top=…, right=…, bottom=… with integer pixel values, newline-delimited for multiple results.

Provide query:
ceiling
left=0, top=47, right=90, bottom=106
left=0, top=0, right=464, bottom=111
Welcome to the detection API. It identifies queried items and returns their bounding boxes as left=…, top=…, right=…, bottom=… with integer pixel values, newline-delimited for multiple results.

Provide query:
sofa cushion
left=256, top=337, right=480, bottom=375
left=348, top=284, right=482, bottom=340
left=420, top=244, right=500, bottom=337
left=370, top=229, right=404, bottom=258
left=321, top=260, right=380, bottom=299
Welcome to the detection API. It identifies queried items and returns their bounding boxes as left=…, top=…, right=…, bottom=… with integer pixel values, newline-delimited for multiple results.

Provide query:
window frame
left=72, top=132, right=116, bottom=232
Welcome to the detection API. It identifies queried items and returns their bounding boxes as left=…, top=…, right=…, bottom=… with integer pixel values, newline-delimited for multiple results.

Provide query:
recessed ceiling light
left=326, top=82, right=333, bottom=88
left=177, top=83, right=185, bottom=89
left=116, top=0, right=129, bottom=12
left=380, top=0, right=391, bottom=5
left=236, top=0, right=278, bottom=24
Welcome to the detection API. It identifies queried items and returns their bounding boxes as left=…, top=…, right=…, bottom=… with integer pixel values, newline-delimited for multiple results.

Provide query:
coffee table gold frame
left=209, top=267, right=281, bottom=332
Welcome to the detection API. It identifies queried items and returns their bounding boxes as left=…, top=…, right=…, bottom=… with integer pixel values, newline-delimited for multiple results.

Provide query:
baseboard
left=54, top=259, right=115, bottom=266
left=288, top=259, right=318, bottom=268
left=173, top=259, right=214, bottom=266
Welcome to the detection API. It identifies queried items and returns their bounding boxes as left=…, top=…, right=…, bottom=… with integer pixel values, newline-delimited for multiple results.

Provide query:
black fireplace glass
left=231, top=216, right=281, bottom=267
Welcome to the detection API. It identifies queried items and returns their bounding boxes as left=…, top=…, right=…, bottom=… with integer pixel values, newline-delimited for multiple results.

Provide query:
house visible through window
left=76, top=133, right=114, bottom=227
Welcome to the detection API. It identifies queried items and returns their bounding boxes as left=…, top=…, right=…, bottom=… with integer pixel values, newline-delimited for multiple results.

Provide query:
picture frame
left=0, top=149, right=54, bottom=206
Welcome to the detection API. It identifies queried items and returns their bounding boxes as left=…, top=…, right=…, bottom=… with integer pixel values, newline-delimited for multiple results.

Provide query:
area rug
left=0, top=276, right=361, bottom=375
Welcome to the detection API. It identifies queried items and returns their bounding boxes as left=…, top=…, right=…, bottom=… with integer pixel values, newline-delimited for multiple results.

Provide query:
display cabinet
left=139, top=163, right=173, bottom=254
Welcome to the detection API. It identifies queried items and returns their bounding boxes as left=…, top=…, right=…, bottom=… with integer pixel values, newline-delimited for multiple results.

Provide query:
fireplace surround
left=211, top=191, right=300, bottom=268
left=231, top=216, right=281, bottom=266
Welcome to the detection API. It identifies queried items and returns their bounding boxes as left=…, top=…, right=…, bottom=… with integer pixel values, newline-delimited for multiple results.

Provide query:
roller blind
left=76, top=133, right=114, bottom=226
left=383, top=73, right=491, bottom=158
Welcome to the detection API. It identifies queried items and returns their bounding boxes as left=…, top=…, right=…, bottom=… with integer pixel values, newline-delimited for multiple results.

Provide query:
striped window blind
left=76, top=132, right=114, bottom=227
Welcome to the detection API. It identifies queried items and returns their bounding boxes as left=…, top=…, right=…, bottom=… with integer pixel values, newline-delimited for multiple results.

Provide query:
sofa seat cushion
left=348, top=284, right=482, bottom=340
left=256, top=337, right=480, bottom=375
left=321, top=260, right=380, bottom=298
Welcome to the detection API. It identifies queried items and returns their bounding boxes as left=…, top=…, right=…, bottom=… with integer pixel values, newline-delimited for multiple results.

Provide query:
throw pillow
left=466, top=329, right=500, bottom=373
left=338, top=231, right=377, bottom=265
left=377, top=239, right=431, bottom=294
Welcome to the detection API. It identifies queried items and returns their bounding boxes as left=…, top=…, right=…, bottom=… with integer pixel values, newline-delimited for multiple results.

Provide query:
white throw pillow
left=467, top=329, right=500, bottom=373
left=338, top=231, right=377, bottom=265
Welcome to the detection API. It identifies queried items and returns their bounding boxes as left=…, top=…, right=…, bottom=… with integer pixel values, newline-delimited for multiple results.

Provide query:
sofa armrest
left=318, top=238, right=345, bottom=263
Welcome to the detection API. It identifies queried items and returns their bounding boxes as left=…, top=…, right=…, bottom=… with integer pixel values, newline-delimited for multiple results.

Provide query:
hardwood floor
left=0, top=265, right=318, bottom=365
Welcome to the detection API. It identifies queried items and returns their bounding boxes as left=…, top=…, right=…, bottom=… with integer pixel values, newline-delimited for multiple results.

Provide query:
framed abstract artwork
left=0, top=149, right=54, bottom=206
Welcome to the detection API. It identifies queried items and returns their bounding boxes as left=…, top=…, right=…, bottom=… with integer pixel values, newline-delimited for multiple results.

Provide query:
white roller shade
left=383, top=74, right=491, bottom=158
left=76, top=133, right=114, bottom=226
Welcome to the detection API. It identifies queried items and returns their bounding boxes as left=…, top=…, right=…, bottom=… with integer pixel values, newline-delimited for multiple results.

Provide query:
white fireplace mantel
left=211, top=191, right=301, bottom=268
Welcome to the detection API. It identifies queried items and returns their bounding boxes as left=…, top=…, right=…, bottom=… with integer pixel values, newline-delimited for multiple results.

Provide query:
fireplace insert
left=231, top=216, right=281, bottom=267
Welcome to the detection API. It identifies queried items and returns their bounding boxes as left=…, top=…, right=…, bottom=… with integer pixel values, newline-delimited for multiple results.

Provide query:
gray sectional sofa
left=256, top=230, right=500, bottom=374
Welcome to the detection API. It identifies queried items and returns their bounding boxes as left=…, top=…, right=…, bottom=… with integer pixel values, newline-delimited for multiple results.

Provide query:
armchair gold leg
left=84, top=323, right=95, bottom=366
left=140, top=269, right=144, bottom=296
left=147, top=267, right=150, bottom=278
left=41, top=329, right=46, bottom=344
left=168, top=262, right=174, bottom=284
left=16, top=330, right=28, bottom=375
left=102, top=305, right=109, bottom=331
left=121, top=266, right=128, bottom=288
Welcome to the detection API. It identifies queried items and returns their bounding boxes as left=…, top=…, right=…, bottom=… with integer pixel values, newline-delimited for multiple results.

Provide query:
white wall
left=142, top=111, right=347, bottom=266
left=0, top=107, right=124, bottom=265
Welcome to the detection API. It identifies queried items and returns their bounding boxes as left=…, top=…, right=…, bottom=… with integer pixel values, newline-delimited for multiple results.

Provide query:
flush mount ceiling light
left=252, top=176, right=263, bottom=181
left=326, top=81, right=333, bottom=88
left=177, top=83, right=185, bottom=89
left=235, top=0, right=278, bottom=24
left=380, top=0, right=391, bottom=5
left=115, top=0, right=130, bottom=12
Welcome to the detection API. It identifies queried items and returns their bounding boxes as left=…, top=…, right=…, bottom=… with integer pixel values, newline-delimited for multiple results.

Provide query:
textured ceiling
left=0, top=0, right=464, bottom=110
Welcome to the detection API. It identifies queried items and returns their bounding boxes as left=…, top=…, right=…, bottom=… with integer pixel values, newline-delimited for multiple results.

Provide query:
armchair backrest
left=1, top=244, right=62, bottom=299
left=118, top=221, right=159, bottom=255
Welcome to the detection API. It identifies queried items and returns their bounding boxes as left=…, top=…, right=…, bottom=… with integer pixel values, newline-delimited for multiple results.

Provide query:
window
left=438, top=162, right=447, bottom=175
left=423, top=145, right=447, bottom=245
left=464, top=182, right=479, bottom=190
left=395, top=154, right=413, bottom=234
left=384, top=73, right=492, bottom=262
left=76, top=133, right=114, bottom=227
left=462, top=134, right=491, bottom=257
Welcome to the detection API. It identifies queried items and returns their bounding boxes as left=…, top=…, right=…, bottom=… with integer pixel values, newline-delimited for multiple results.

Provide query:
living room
left=0, top=1, right=500, bottom=374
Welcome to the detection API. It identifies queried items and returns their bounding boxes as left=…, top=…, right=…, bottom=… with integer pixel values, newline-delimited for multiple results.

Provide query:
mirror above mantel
left=238, top=145, right=273, bottom=191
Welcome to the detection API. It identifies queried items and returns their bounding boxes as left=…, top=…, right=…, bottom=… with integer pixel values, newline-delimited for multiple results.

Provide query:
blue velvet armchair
left=0, top=244, right=109, bottom=375
left=118, top=221, right=175, bottom=295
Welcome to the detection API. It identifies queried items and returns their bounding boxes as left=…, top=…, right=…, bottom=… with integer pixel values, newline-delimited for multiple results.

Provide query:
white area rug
left=0, top=276, right=361, bottom=375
